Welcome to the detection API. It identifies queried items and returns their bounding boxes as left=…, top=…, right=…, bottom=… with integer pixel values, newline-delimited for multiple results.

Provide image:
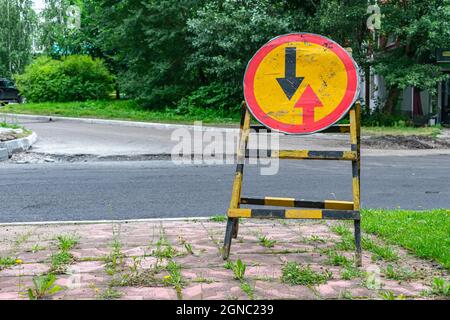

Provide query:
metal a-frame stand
left=223, top=101, right=362, bottom=266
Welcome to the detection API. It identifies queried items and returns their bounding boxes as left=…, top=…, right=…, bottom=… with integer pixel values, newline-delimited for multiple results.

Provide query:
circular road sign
left=243, top=33, right=360, bottom=134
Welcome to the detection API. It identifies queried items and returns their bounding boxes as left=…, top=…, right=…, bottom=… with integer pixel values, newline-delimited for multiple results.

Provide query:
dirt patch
left=363, top=135, right=450, bottom=150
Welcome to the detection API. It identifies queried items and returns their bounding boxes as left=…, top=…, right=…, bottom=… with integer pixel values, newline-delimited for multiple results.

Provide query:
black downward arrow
left=277, top=47, right=304, bottom=100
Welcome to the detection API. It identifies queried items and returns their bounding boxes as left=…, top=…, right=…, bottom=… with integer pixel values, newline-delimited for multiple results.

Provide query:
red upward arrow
left=294, top=85, right=323, bottom=125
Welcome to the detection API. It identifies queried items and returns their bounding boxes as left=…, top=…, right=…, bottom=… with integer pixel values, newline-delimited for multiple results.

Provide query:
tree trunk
left=115, top=81, right=120, bottom=100
left=384, top=86, right=400, bottom=115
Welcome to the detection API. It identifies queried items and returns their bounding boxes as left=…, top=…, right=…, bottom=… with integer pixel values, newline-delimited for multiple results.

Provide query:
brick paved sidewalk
left=0, top=219, right=447, bottom=300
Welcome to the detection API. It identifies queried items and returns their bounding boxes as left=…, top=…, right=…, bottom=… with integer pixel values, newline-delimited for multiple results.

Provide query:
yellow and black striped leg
left=223, top=218, right=236, bottom=260
left=232, top=219, right=239, bottom=239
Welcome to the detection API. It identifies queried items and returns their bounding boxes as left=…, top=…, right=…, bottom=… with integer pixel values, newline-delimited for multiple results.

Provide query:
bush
left=175, top=83, right=241, bottom=117
left=15, top=55, right=115, bottom=102
left=361, top=107, right=411, bottom=127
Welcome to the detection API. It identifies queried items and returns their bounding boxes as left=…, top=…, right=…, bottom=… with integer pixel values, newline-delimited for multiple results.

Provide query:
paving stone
left=0, top=220, right=446, bottom=300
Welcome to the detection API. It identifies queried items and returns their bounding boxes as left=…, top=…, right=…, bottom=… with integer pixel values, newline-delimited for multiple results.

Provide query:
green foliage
left=384, top=265, right=418, bottom=282
left=0, top=0, right=36, bottom=77
left=281, top=262, right=332, bottom=286
left=187, top=0, right=303, bottom=96
left=50, top=251, right=74, bottom=273
left=176, top=83, right=240, bottom=116
left=27, top=274, right=62, bottom=300
left=361, top=107, right=411, bottom=127
left=210, top=215, right=227, bottom=222
left=228, top=259, right=246, bottom=281
left=431, top=277, right=450, bottom=296
left=56, top=235, right=78, bottom=251
left=15, top=55, right=114, bottom=102
left=0, top=256, right=18, bottom=269
left=98, top=287, right=122, bottom=300
left=362, top=209, right=450, bottom=269
left=257, top=235, right=277, bottom=248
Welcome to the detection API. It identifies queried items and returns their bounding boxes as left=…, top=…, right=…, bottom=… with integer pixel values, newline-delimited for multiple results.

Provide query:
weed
left=56, top=235, right=78, bottom=251
left=27, top=274, right=62, bottom=300
left=281, top=262, right=332, bottom=286
left=362, top=237, right=398, bottom=262
left=240, top=281, right=255, bottom=299
left=50, top=251, right=74, bottom=273
left=338, top=289, right=353, bottom=300
left=340, top=266, right=363, bottom=280
left=304, top=235, right=326, bottom=244
left=380, top=290, right=405, bottom=300
left=231, top=259, right=246, bottom=281
left=99, top=287, right=122, bottom=300
left=431, top=277, right=450, bottom=296
left=210, top=215, right=227, bottom=222
left=31, top=244, right=46, bottom=253
left=257, top=235, right=277, bottom=248
left=193, top=277, right=215, bottom=284
left=184, top=243, right=194, bottom=255
left=224, top=261, right=233, bottom=270
left=164, top=261, right=184, bottom=299
left=0, top=256, right=18, bottom=270
left=326, top=251, right=352, bottom=267
left=105, top=238, right=124, bottom=275
left=384, top=265, right=417, bottom=282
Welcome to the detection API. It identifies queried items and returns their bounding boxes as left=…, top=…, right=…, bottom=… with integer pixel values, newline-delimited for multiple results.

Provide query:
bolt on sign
left=224, top=33, right=363, bottom=266
left=243, top=33, right=360, bottom=134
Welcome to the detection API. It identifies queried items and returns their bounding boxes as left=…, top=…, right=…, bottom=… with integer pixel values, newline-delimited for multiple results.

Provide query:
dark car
left=0, top=78, right=23, bottom=104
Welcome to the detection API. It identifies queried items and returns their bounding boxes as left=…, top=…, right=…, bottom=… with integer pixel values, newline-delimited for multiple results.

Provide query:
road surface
left=0, top=155, right=448, bottom=223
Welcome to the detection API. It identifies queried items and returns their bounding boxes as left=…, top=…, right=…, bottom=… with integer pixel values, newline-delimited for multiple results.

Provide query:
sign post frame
left=223, top=101, right=362, bottom=266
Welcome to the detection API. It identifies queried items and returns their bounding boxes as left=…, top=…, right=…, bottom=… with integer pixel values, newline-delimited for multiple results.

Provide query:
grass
left=98, top=287, right=122, bottom=300
left=383, top=265, right=418, bottom=282
left=105, top=238, right=125, bottom=276
left=362, top=125, right=442, bottom=137
left=56, top=235, right=78, bottom=251
left=27, top=274, right=62, bottom=300
left=281, top=262, right=332, bottom=286
left=50, top=251, right=74, bottom=273
left=0, top=256, right=20, bottom=270
left=257, top=235, right=277, bottom=248
left=431, top=277, right=450, bottom=297
left=2, top=100, right=441, bottom=136
left=362, top=209, right=450, bottom=270
left=0, top=100, right=240, bottom=125
left=210, top=215, right=227, bottom=222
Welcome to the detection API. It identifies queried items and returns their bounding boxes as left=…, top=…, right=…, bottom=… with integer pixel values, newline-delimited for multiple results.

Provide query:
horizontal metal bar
left=250, top=125, right=272, bottom=132
left=228, top=208, right=360, bottom=220
left=273, top=150, right=357, bottom=160
left=241, top=197, right=354, bottom=210
left=245, top=150, right=357, bottom=160
left=320, top=124, right=351, bottom=133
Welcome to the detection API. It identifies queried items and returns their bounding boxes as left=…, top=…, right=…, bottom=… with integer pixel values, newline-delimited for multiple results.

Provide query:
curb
left=0, top=131, right=37, bottom=160
left=2, top=113, right=240, bottom=133
left=0, top=216, right=213, bottom=227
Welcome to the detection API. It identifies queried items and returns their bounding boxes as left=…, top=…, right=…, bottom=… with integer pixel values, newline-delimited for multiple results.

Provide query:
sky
left=33, top=0, right=45, bottom=12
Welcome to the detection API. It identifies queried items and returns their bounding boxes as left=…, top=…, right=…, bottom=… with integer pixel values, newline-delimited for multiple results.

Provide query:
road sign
left=243, top=33, right=360, bottom=134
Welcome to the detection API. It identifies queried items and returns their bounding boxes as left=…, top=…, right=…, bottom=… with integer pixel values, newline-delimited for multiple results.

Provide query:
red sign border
left=243, top=33, right=360, bottom=135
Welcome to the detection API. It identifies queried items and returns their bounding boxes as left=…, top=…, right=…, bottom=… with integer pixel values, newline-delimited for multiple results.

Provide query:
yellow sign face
left=244, top=33, right=359, bottom=134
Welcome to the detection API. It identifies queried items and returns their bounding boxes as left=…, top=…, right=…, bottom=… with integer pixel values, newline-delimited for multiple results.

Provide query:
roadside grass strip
left=361, top=209, right=450, bottom=270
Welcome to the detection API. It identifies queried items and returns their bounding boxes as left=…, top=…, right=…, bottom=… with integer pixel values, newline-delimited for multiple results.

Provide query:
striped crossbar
left=228, top=208, right=359, bottom=220
left=249, top=124, right=350, bottom=134
left=245, top=150, right=357, bottom=161
left=241, top=197, right=354, bottom=210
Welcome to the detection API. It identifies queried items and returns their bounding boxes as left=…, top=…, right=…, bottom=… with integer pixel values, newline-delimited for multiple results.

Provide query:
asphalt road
left=1, top=155, right=448, bottom=223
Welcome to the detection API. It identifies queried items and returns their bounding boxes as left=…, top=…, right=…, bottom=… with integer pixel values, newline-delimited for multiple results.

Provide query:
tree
left=0, top=0, right=37, bottom=77
left=186, top=0, right=309, bottom=105
left=91, top=0, right=202, bottom=108
left=39, top=0, right=86, bottom=57
left=374, top=0, right=450, bottom=114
